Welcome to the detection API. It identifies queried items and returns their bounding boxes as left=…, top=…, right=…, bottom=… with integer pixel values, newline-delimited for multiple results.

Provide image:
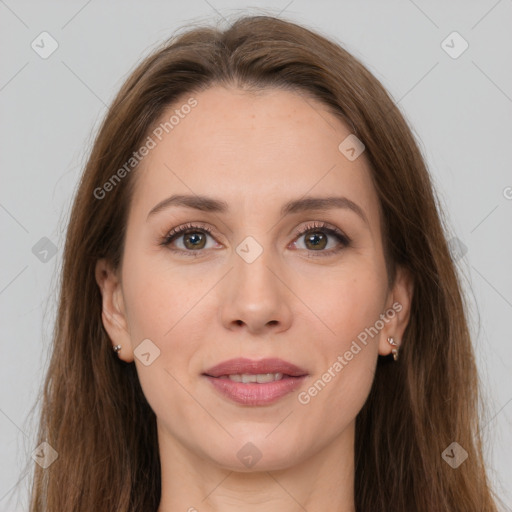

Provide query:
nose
left=219, top=247, right=293, bottom=336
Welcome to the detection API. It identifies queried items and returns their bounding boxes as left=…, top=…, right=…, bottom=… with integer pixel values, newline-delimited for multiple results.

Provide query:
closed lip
left=203, top=357, right=308, bottom=378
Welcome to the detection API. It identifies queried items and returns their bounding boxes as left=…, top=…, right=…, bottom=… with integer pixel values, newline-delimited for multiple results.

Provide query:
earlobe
left=95, top=258, right=134, bottom=363
left=379, top=265, right=414, bottom=358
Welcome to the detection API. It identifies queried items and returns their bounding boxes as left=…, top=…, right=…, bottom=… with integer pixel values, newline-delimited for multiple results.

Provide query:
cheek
left=296, top=259, right=387, bottom=343
left=121, top=244, right=205, bottom=341
left=295, top=259, right=386, bottom=395
left=120, top=259, right=205, bottom=420
left=120, top=247, right=213, bottom=374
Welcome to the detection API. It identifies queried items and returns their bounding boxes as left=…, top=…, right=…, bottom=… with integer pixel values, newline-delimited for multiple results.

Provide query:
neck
left=156, top=421, right=356, bottom=512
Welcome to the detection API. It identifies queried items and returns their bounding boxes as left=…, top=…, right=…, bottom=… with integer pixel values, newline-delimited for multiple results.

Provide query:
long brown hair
left=22, top=14, right=502, bottom=511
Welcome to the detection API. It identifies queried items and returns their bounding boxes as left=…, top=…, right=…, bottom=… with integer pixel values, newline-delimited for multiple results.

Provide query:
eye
left=160, top=222, right=218, bottom=257
left=160, top=221, right=351, bottom=257
left=290, top=221, right=351, bottom=257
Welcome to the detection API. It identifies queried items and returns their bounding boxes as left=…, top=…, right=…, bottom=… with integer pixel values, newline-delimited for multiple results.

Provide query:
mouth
left=202, top=358, right=309, bottom=406
left=214, top=372, right=292, bottom=383
left=203, top=357, right=308, bottom=378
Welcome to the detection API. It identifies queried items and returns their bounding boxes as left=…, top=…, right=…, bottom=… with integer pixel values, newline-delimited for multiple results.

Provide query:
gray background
left=1, top=0, right=511, bottom=510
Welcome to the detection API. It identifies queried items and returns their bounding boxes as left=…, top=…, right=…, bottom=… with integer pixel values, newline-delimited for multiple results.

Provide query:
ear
left=378, top=265, right=414, bottom=357
left=95, top=258, right=134, bottom=363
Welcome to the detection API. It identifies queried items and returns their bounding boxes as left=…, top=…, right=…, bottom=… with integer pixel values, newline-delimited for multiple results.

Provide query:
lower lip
left=204, top=375, right=307, bottom=406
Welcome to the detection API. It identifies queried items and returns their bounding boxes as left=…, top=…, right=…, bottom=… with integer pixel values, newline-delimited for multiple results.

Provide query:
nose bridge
left=233, top=234, right=280, bottom=303
left=219, top=233, right=293, bottom=333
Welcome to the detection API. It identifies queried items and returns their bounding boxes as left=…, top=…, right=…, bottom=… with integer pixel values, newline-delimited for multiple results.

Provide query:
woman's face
left=97, top=85, right=412, bottom=471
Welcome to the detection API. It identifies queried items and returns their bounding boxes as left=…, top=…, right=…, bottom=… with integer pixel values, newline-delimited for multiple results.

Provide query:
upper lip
left=203, top=357, right=308, bottom=378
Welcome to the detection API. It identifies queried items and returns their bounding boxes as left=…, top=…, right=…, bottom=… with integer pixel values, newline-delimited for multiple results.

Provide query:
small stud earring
left=387, top=337, right=399, bottom=361
left=113, top=345, right=122, bottom=353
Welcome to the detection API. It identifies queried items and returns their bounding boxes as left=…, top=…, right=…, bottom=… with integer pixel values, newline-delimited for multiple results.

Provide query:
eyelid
left=291, top=221, right=350, bottom=244
left=161, top=221, right=215, bottom=245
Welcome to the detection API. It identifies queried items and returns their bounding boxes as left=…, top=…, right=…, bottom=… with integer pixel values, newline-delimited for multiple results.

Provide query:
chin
left=202, top=435, right=305, bottom=473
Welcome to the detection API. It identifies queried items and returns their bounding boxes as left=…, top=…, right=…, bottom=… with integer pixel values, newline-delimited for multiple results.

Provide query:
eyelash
left=160, top=221, right=351, bottom=258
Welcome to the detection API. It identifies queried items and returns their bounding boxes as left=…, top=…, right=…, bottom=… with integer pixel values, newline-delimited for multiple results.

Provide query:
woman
left=25, top=14, right=502, bottom=511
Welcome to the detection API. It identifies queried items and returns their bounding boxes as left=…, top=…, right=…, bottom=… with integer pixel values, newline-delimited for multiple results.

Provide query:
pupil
left=185, top=232, right=205, bottom=249
left=307, top=232, right=326, bottom=250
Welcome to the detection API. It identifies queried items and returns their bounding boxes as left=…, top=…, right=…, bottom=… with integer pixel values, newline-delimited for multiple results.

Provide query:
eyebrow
left=146, top=194, right=368, bottom=224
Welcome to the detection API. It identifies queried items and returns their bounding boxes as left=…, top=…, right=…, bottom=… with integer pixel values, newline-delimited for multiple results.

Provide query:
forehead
left=129, top=85, right=380, bottom=226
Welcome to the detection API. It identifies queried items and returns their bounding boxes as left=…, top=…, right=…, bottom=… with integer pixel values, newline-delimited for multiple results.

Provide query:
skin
left=95, top=85, right=413, bottom=512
